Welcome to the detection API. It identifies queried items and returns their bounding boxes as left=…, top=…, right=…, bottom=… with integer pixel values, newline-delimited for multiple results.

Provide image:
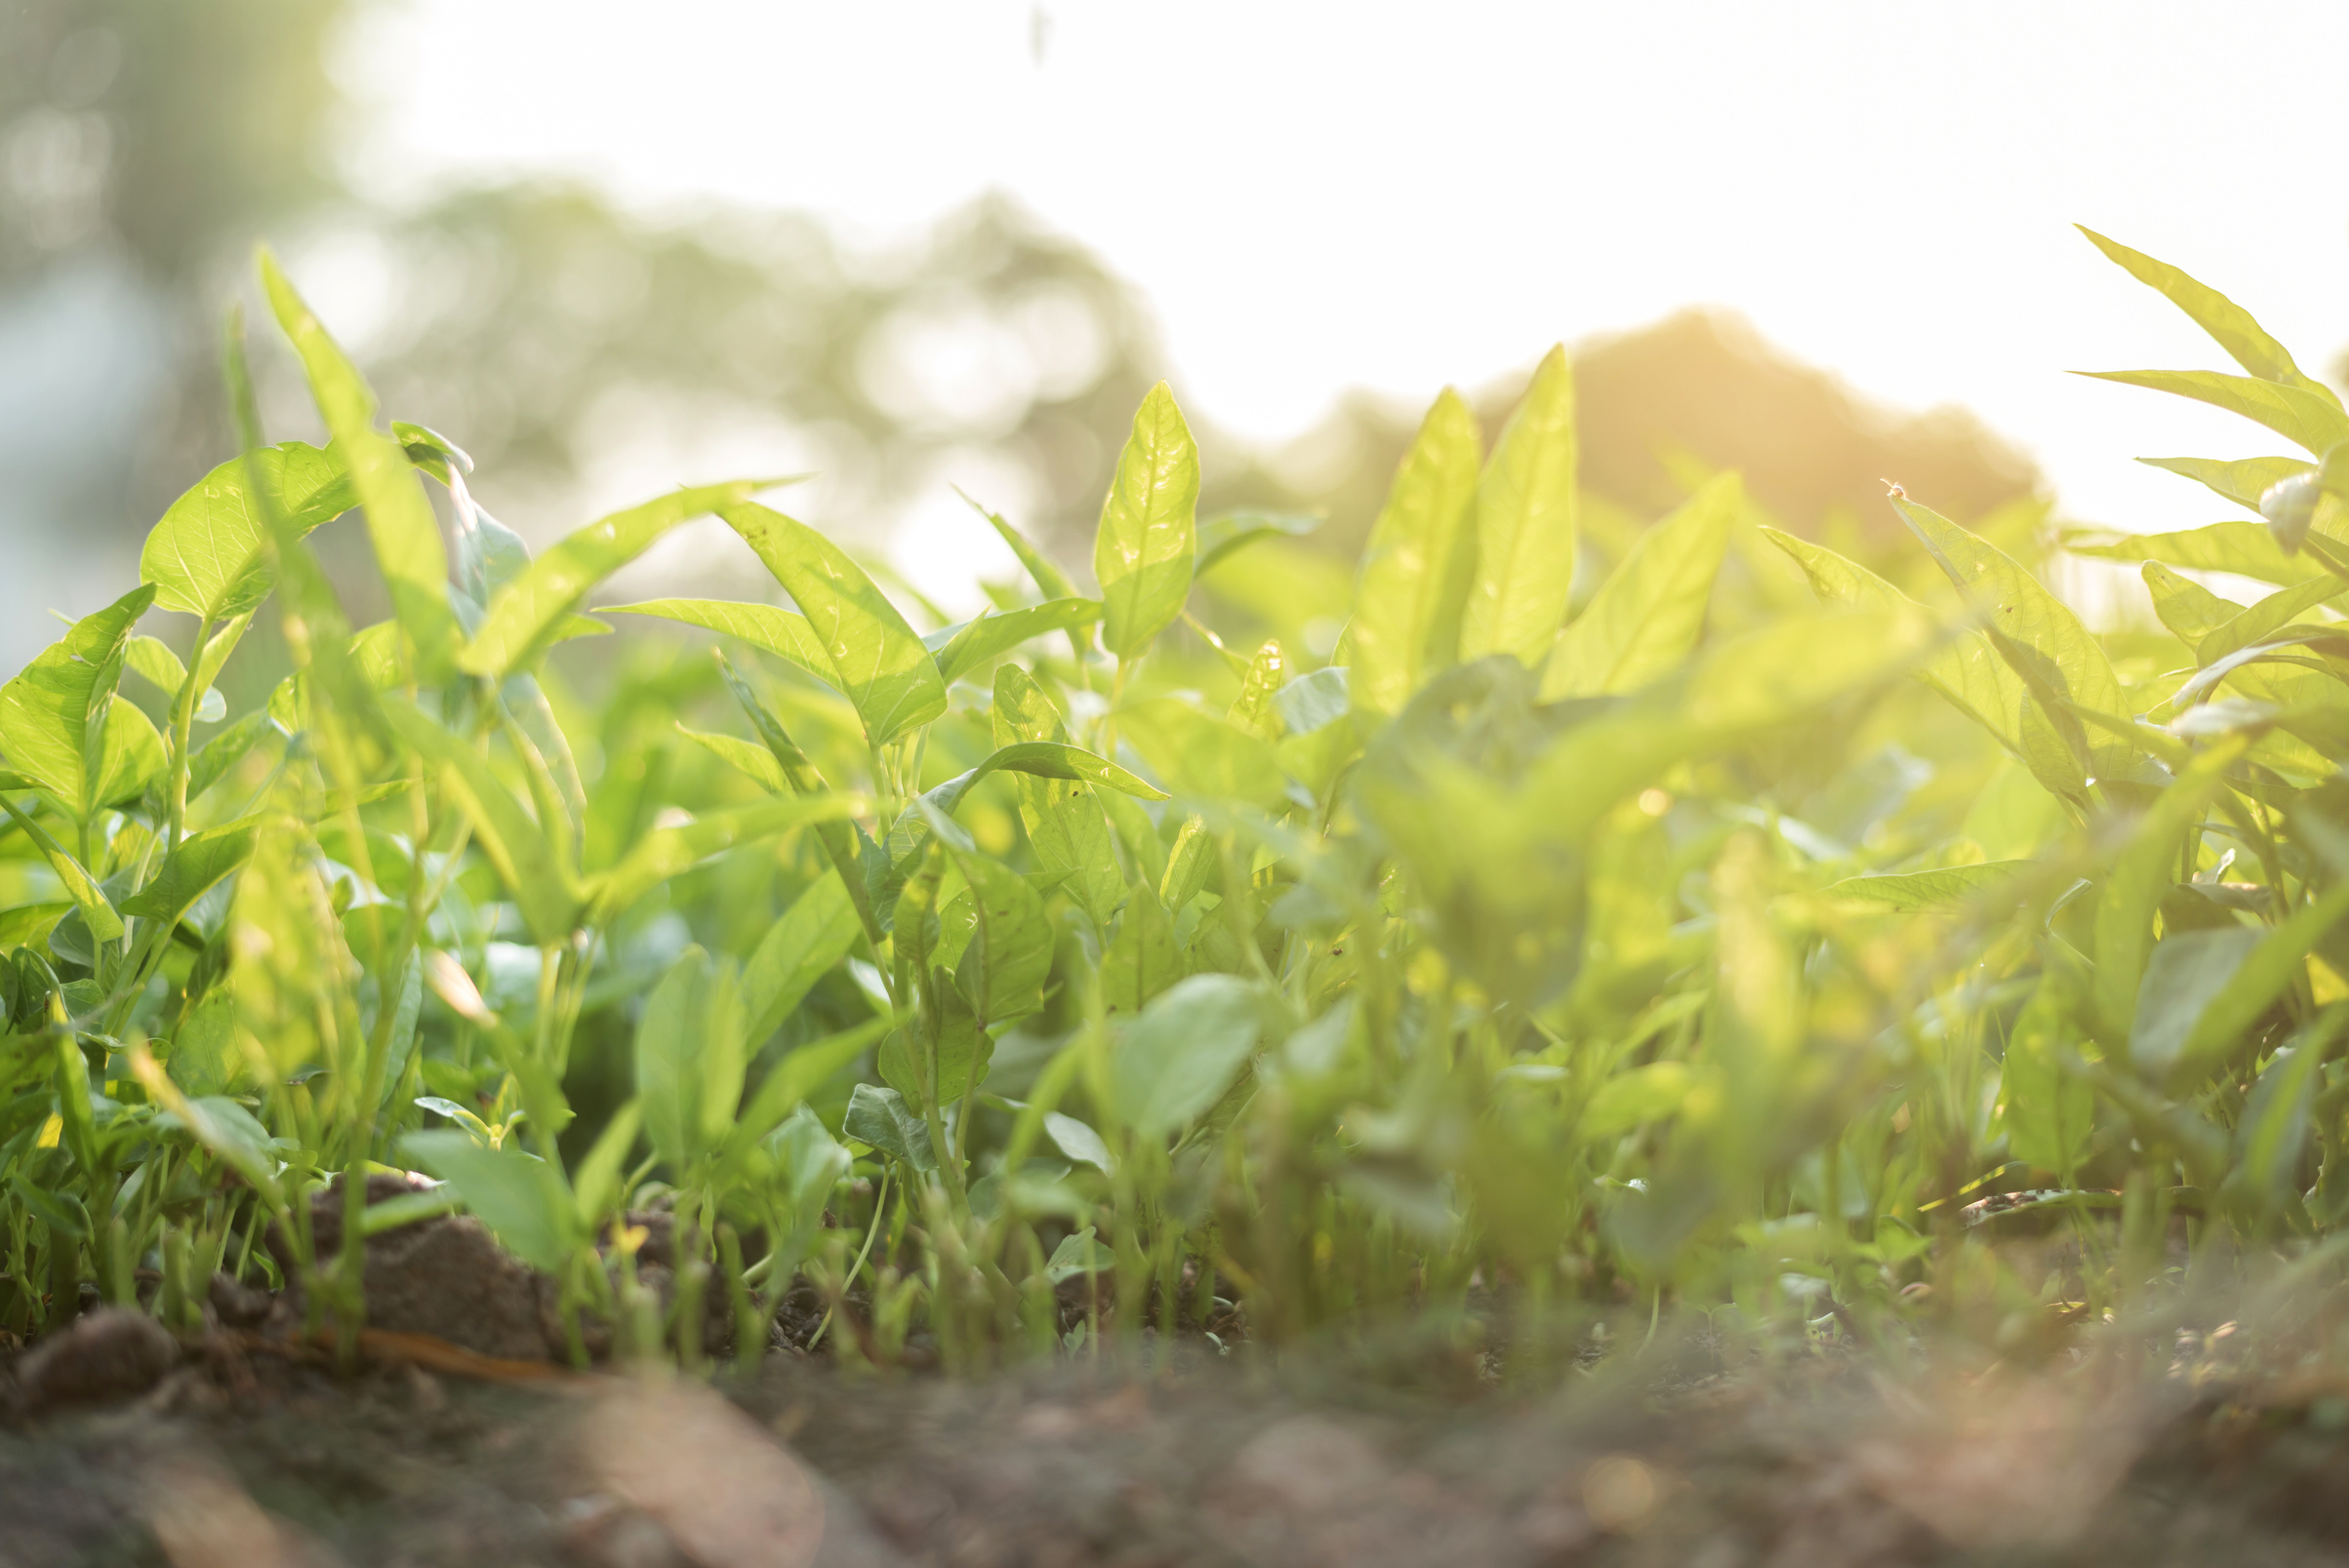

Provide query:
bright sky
left=349, top=0, right=2349, bottom=538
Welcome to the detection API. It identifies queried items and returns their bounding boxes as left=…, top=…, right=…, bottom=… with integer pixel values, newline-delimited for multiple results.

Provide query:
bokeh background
left=6, top=0, right=2348, bottom=673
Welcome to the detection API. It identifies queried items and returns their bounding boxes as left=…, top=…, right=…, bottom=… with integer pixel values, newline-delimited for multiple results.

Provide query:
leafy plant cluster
left=2, top=229, right=2345, bottom=1373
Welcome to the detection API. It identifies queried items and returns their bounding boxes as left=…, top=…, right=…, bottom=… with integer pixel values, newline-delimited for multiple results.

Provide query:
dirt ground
left=3, top=1311, right=2349, bottom=1568
left=6, top=1193, right=2349, bottom=1567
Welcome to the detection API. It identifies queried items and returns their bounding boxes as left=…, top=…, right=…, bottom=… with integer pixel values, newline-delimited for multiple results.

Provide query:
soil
left=5, top=1184, right=2348, bottom=1567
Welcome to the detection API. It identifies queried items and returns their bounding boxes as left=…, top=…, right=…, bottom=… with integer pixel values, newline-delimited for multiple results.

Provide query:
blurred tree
left=1, top=0, right=346, bottom=280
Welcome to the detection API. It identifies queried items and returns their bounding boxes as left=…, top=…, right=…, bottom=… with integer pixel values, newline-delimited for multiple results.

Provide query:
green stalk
left=163, top=616, right=214, bottom=854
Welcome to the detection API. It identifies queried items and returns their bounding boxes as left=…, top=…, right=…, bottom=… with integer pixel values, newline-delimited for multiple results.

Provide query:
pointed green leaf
left=1108, top=973, right=1262, bottom=1137
left=120, top=817, right=260, bottom=928
left=634, top=945, right=746, bottom=1172
left=461, top=482, right=765, bottom=679
left=1828, top=862, right=2036, bottom=912
left=403, top=1130, right=575, bottom=1272
left=2167, top=881, right=2349, bottom=1090
left=932, top=598, right=1101, bottom=687
left=2067, top=519, right=2325, bottom=588
left=991, top=664, right=1124, bottom=925
left=843, top=1082, right=935, bottom=1172
left=2003, top=966, right=2093, bottom=1182
left=2094, top=737, right=2248, bottom=1045
left=141, top=443, right=352, bottom=622
left=2137, top=456, right=2315, bottom=514
left=0, top=584, right=155, bottom=816
left=1093, top=382, right=1200, bottom=659
left=1765, top=527, right=2027, bottom=752
left=1101, top=881, right=1182, bottom=1016
left=2079, top=369, right=2349, bottom=457
left=742, top=872, right=862, bottom=1046
left=677, top=723, right=792, bottom=793
left=2230, top=1022, right=2331, bottom=1221
left=719, top=502, right=948, bottom=744
left=2142, top=562, right=2244, bottom=646
left=603, top=598, right=837, bottom=688
left=723, top=1016, right=893, bottom=1173
left=1461, top=345, right=1577, bottom=666
left=1352, top=388, right=1482, bottom=713
left=1541, top=472, right=1736, bottom=699
left=261, top=254, right=463, bottom=678
left=1895, top=498, right=2130, bottom=781
left=0, top=795, right=118, bottom=944
left=2079, top=227, right=2339, bottom=403
left=2197, top=574, right=2347, bottom=667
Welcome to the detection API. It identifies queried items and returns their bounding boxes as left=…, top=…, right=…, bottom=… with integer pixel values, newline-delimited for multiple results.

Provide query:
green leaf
left=1541, top=473, right=1736, bottom=699
left=742, top=872, right=862, bottom=1046
left=1043, top=1112, right=1114, bottom=1174
left=843, top=1082, right=935, bottom=1172
left=2002, top=966, right=2093, bottom=1183
left=462, top=482, right=766, bottom=679
left=1045, top=1226, right=1114, bottom=1284
left=1766, top=527, right=2026, bottom=753
left=184, top=709, right=275, bottom=807
left=90, top=696, right=166, bottom=811
left=2078, top=228, right=2339, bottom=404
left=992, top=665, right=1124, bottom=926
left=1195, top=510, right=1318, bottom=577
left=2167, top=881, right=2349, bottom=1090
left=571, top=1101, right=641, bottom=1229
left=2077, top=369, right=2349, bottom=457
left=716, top=653, right=883, bottom=946
left=1351, top=388, right=1483, bottom=713
left=723, top=1016, right=893, bottom=1171
left=2197, top=574, right=2347, bottom=667
left=1116, top=698, right=1287, bottom=810
left=123, top=637, right=224, bottom=724
left=2137, top=456, right=2316, bottom=515
left=1581, top=1062, right=1692, bottom=1141
left=1895, top=498, right=2130, bottom=783
left=167, top=1095, right=282, bottom=1206
left=2229, top=1024, right=2331, bottom=1222
left=119, top=817, right=259, bottom=928
left=166, top=988, right=244, bottom=1099
left=878, top=984, right=992, bottom=1115
left=380, top=697, right=581, bottom=945
left=262, top=253, right=464, bottom=678
left=2128, top=926, right=2264, bottom=1085
left=588, top=792, right=860, bottom=926
left=140, top=443, right=352, bottom=622
left=1827, top=862, right=2036, bottom=912
left=1100, top=881, right=1182, bottom=1016
left=602, top=598, right=838, bottom=688
left=2094, top=739, right=2249, bottom=1046
left=633, top=945, right=746, bottom=1174
left=935, top=821, right=1054, bottom=1027
left=402, top=1130, right=575, bottom=1272
left=2141, top=562, right=2244, bottom=647
left=719, top=502, right=948, bottom=744
left=0, top=584, right=156, bottom=818
left=1108, top=973, right=1263, bottom=1137
left=1460, top=345, right=1577, bottom=667
left=1158, top=815, right=1212, bottom=912
left=916, top=739, right=1168, bottom=823
left=958, top=488, right=1081, bottom=602
left=2065, top=519, right=2325, bottom=587
left=0, top=795, right=118, bottom=944
left=1093, top=382, right=1200, bottom=659
left=932, top=598, right=1102, bottom=687
left=677, top=723, right=791, bottom=794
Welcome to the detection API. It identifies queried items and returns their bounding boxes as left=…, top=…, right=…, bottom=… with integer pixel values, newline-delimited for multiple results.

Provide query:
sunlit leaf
left=1093, top=382, right=1200, bottom=659
left=1542, top=473, right=1737, bottom=699
left=1461, top=345, right=1577, bottom=667
left=603, top=598, right=837, bottom=688
left=719, top=502, right=948, bottom=744
left=140, top=443, right=352, bottom=623
left=1108, top=973, right=1262, bottom=1137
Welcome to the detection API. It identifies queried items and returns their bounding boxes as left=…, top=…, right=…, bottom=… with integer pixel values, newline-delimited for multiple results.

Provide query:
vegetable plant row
left=1, top=228, right=2343, bottom=1372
